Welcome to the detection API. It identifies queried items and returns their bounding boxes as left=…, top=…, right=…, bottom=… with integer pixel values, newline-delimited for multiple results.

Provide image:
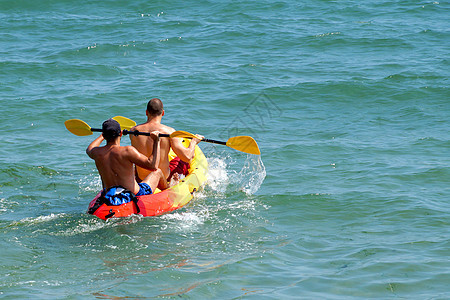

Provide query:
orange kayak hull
left=87, top=144, right=207, bottom=220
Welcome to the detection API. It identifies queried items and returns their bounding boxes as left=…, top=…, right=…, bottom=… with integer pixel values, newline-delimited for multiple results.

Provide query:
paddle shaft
left=123, top=130, right=170, bottom=138
left=202, top=138, right=227, bottom=146
left=91, top=126, right=227, bottom=147
left=89, top=128, right=170, bottom=138
left=171, top=131, right=227, bottom=145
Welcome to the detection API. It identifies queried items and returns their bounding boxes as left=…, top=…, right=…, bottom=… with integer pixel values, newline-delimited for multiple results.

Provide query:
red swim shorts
left=169, top=156, right=190, bottom=180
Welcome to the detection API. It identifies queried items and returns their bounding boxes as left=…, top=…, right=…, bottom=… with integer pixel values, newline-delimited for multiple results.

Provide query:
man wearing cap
left=130, top=98, right=203, bottom=182
left=86, top=119, right=168, bottom=202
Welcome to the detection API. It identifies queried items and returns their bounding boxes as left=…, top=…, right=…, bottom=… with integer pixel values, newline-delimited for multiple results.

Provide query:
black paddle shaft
left=90, top=128, right=170, bottom=138
left=171, top=134, right=227, bottom=145
left=202, top=138, right=226, bottom=146
left=93, top=128, right=224, bottom=144
left=122, top=129, right=170, bottom=138
left=123, top=129, right=226, bottom=144
left=173, top=135, right=227, bottom=145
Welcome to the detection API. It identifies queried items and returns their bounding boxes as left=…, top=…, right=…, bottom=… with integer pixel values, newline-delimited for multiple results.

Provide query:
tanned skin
left=86, top=131, right=168, bottom=194
left=130, top=100, right=203, bottom=180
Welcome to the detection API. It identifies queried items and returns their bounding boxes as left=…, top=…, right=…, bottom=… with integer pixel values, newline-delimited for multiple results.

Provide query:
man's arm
left=86, top=134, right=104, bottom=159
left=170, top=135, right=203, bottom=162
left=148, top=131, right=160, bottom=170
left=128, top=131, right=160, bottom=171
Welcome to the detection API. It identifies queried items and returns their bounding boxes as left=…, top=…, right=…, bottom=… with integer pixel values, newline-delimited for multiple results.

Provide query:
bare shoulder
left=123, top=145, right=139, bottom=154
left=159, top=124, right=175, bottom=134
left=130, top=123, right=151, bottom=141
left=131, top=123, right=146, bottom=131
left=87, top=146, right=101, bottom=157
left=130, top=122, right=174, bottom=136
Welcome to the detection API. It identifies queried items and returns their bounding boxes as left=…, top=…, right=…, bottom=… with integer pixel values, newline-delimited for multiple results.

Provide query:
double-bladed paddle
left=65, top=116, right=261, bottom=155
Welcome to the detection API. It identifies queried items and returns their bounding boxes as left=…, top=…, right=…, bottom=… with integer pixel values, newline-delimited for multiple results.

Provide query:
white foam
left=0, top=198, right=7, bottom=212
left=206, top=157, right=230, bottom=193
left=78, top=172, right=102, bottom=193
left=62, top=222, right=107, bottom=236
left=205, top=153, right=266, bottom=195
left=14, top=213, right=66, bottom=226
left=162, top=211, right=206, bottom=227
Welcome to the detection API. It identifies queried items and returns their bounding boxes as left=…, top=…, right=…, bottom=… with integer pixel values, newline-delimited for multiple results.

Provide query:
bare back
left=131, top=121, right=174, bottom=180
left=90, top=145, right=140, bottom=194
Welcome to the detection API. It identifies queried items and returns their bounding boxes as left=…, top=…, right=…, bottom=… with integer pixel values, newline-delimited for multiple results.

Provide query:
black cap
left=102, top=119, right=121, bottom=139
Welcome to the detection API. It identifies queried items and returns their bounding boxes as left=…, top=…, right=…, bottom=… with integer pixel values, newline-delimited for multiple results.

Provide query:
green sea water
left=1, top=0, right=449, bottom=298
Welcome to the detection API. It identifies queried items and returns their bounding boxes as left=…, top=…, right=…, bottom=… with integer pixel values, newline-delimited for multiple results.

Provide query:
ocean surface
left=1, top=0, right=449, bottom=298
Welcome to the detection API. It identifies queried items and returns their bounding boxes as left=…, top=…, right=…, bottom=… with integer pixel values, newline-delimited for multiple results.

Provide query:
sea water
left=0, top=0, right=449, bottom=298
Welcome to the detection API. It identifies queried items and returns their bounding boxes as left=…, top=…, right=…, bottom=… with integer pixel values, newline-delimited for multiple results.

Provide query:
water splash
left=78, top=171, right=102, bottom=193
left=237, top=155, right=266, bottom=195
left=205, top=153, right=266, bottom=195
left=206, top=157, right=230, bottom=193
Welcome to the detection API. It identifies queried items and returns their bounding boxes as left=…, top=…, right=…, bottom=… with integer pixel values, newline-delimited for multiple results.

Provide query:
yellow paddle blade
left=64, top=119, right=93, bottom=136
left=169, top=130, right=197, bottom=139
left=226, top=136, right=261, bottom=155
left=113, top=116, right=136, bottom=130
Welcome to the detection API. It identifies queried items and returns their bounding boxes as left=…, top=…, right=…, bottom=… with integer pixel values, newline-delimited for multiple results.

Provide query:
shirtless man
left=130, top=98, right=203, bottom=182
left=86, top=119, right=168, bottom=200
